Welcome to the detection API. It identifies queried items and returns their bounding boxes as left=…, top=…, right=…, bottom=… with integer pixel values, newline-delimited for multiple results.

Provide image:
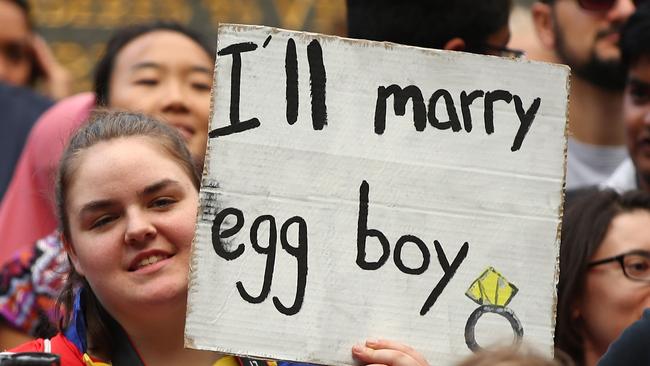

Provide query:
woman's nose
left=124, top=209, right=156, bottom=245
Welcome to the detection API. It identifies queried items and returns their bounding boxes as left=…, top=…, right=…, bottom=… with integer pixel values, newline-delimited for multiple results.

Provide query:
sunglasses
left=577, top=0, right=647, bottom=11
left=0, top=41, right=31, bottom=64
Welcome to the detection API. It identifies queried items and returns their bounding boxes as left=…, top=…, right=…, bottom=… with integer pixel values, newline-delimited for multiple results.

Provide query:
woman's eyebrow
left=130, top=61, right=161, bottom=71
left=139, top=179, right=182, bottom=197
left=78, top=199, right=117, bottom=219
left=190, top=65, right=212, bottom=74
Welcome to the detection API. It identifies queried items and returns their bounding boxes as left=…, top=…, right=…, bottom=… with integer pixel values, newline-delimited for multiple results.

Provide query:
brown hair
left=55, top=110, right=200, bottom=357
left=556, top=189, right=650, bottom=364
left=456, top=346, right=573, bottom=366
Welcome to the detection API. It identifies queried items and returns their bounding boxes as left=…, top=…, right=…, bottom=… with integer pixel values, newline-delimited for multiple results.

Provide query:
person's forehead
left=598, top=211, right=650, bottom=256
left=0, top=0, right=30, bottom=40
left=113, top=30, right=211, bottom=71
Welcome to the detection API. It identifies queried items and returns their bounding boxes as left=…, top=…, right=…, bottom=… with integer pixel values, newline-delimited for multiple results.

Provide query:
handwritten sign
left=185, top=24, right=568, bottom=365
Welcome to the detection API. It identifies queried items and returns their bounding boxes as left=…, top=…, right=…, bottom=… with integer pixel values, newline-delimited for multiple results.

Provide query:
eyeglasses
left=479, top=44, right=525, bottom=59
left=588, top=250, right=650, bottom=281
left=576, top=0, right=647, bottom=12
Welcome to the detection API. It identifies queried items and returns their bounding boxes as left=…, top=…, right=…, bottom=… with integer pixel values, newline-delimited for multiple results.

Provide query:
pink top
left=0, top=93, right=95, bottom=265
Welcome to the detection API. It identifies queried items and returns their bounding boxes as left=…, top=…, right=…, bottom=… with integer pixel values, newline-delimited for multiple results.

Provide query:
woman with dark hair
left=555, top=189, right=650, bottom=366
left=7, top=110, right=428, bottom=366
left=0, top=20, right=215, bottom=348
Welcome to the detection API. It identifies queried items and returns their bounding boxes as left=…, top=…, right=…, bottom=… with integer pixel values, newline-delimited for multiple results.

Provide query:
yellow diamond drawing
left=466, top=267, right=518, bottom=307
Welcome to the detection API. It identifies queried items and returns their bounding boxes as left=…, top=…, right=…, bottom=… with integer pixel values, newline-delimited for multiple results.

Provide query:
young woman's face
left=64, top=136, right=198, bottom=316
left=578, top=210, right=650, bottom=360
left=108, top=30, right=213, bottom=162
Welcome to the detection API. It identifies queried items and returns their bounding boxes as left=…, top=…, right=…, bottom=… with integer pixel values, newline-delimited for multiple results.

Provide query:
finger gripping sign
left=185, top=24, right=568, bottom=366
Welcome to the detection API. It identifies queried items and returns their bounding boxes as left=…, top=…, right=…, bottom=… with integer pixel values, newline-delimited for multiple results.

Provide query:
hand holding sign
left=352, top=339, right=430, bottom=366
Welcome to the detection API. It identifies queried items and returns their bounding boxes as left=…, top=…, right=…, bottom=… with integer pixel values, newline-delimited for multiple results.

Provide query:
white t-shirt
left=566, top=137, right=628, bottom=190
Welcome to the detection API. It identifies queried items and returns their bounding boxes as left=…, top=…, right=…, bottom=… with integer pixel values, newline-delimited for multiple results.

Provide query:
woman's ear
left=531, top=2, right=557, bottom=50
left=443, top=37, right=466, bottom=52
left=570, top=296, right=582, bottom=321
left=61, top=232, right=84, bottom=277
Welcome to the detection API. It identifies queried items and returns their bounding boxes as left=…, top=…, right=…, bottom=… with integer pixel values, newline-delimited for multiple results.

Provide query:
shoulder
left=9, top=334, right=86, bottom=366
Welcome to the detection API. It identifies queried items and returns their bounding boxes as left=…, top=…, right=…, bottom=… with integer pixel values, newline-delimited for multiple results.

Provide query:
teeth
left=136, top=255, right=166, bottom=269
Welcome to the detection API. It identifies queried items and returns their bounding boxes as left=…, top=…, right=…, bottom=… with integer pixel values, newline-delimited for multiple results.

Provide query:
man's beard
left=554, top=22, right=627, bottom=91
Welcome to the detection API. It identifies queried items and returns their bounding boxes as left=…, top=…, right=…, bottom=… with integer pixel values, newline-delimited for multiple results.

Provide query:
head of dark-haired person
left=619, top=2, right=650, bottom=193
left=533, top=0, right=636, bottom=91
left=93, top=21, right=215, bottom=164
left=346, top=0, right=520, bottom=57
left=0, top=0, right=41, bottom=86
left=556, top=189, right=650, bottom=366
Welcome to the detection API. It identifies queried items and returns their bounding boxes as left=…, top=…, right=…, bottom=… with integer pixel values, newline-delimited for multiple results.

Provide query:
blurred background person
left=555, top=189, right=650, bottom=366
left=347, top=0, right=521, bottom=58
left=602, top=2, right=650, bottom=194
left=532, top=0, right=636, bottom=191
left=508, top=2, right=555, bottom=61
left=0, top=0, right=71, bottom=98
left=0, top=0, right=73, bottom=202
left=456, top=345, right=570, bottom=366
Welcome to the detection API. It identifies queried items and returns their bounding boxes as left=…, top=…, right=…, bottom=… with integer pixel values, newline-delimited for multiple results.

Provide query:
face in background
left=64, top=136, right=199, bottom=316
left=108, top=30, right=213, bottom=162
left=624, top=56, right=650, bottom=185
left=534, top=0, right=636, bottom=90
left=576, top=209, right=650, bottom=359
left=0, top=0, right=32, bottom=86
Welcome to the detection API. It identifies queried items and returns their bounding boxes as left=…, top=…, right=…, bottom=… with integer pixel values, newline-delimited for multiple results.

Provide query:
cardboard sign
left=185, top=24, right=568, bottom=365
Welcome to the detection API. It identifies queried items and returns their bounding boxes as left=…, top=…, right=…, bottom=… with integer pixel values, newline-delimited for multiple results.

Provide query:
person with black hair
left=346, top=0, right=522, bottom=58
left=532, top=0, right=636, bottom=190
left=603, top=1, right=650, bottom=193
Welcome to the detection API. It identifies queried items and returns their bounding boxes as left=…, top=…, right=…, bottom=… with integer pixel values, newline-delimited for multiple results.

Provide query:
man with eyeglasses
left=532, top=0, right=638, bottom=191
left=346, top=0, right=522, bottom=58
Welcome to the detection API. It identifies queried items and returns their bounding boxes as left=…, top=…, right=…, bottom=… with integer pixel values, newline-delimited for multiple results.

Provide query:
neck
left=111, top=299, right=220, bottom=366
left=568, top=75, right=625, bottom=146
left=582, top=335, right=606, bottom=366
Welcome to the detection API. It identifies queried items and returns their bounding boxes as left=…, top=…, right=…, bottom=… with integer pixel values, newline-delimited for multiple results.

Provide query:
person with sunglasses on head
left=0, top=0, right=71, bottom=99
left=346, top=0, right=523, bottom=58
left=532, top=0, right=639, bottom=192
left=0, top=0, right=72, bottom=203
left=555, top=189, right=650, bottom=366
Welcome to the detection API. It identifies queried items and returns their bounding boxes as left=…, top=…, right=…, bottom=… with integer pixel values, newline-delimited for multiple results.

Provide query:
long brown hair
left=55, top=110, right=200, bottom=356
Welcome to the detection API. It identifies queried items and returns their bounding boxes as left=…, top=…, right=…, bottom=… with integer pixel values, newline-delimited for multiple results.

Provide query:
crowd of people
left=2, top=0, right=650, bottom=365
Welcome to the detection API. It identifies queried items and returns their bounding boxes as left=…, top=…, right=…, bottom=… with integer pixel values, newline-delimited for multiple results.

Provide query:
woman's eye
left=626, top=258, right=650, bottom=275
left=151, top=197, right=176, bottom=208
left=192, top=82, right=211, bottom=91
left=135, top=79, right=159, bottom=86
left=90, top=215, right=116, bottom=229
